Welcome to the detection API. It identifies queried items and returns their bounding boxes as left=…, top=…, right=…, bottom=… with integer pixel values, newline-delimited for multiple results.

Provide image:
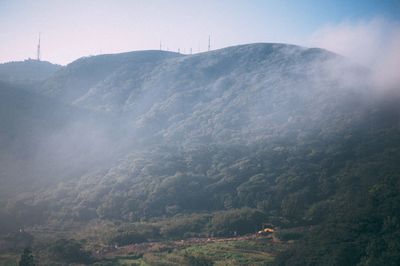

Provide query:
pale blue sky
left=1, top=0, right=399, bottom=65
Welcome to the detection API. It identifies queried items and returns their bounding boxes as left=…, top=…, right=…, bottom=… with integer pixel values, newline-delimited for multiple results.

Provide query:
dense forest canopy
left=0, top=43, right=399, bottom=265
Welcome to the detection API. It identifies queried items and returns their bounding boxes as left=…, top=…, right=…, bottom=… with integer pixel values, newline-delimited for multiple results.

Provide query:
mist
left=1, top=0, right=400, bottom=263
left=309, top=18, right=400, bottom=90
left=0, top=42, right=391, bottom=199
left=0, top=32, right=400, bottom=265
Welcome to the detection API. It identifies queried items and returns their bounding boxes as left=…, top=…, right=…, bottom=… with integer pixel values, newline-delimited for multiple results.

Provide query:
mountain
left=39, top=44, right=371, bottom=147
left=0, top=60, right=61, bottom=86
left=40, top=50, right=181, bottom=105
left=0, top=43, right=399, bottom=265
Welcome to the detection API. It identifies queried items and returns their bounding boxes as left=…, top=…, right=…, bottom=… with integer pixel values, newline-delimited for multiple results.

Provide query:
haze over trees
left=0, top=43, right=399, bottom=265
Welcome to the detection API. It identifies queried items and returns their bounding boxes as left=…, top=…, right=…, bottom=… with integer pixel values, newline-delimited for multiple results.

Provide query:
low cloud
left=309, top=18, right=400, bottom=89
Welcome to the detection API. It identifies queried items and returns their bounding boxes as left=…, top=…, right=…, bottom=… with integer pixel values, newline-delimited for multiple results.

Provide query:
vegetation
left=48, top=239, right=94, bottom=264
left=0, top=44, right=399, bottom=265
left=127, top=238, right=279, bottom=266
left=18, top=248, right=35, bottom=266
left=1, top=93, right=399, bottom=264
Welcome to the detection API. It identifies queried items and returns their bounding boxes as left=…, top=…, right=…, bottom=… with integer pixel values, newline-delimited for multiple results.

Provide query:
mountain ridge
left=39, top=43, right=342, bottom=110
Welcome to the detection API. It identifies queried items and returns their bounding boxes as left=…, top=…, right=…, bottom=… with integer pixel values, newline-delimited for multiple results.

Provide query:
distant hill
left=0, top=59, right=61, bottom=85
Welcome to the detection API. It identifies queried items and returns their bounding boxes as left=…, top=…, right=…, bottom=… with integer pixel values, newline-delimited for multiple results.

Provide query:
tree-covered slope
left=1, top=43, right=399, bottom=265
left=39, top=43, right=371, bottom=147
left=0, top=81, right=123, bottom=199
left=39, top=50, right=181, bottom=105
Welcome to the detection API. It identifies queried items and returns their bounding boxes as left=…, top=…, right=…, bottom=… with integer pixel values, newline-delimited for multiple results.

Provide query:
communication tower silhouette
left=37, top=33, right=41, bottom=61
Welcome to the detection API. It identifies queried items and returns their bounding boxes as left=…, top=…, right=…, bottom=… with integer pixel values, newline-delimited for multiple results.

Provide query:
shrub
left=49, top=239, right=93, bottom=264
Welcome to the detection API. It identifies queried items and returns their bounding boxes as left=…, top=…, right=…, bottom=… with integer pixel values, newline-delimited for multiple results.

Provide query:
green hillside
left=0, top=44, right=399, bottom=265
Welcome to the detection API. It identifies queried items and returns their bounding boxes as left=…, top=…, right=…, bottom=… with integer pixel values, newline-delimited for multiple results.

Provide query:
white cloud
left=309, top=18, right=400, bottom=89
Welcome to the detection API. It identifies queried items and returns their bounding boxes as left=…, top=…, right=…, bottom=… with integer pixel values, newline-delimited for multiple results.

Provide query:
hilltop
left=0, top=59, right=61, bottom=85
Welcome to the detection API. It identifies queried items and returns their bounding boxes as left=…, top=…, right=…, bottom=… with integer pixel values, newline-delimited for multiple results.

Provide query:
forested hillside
left=0, top=43, right=399, bottom=265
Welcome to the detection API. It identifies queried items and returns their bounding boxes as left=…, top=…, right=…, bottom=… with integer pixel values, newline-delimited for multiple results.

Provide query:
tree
left=19, top=248, right=35, bottom=266
left=49, top=239, right=93, bottom=264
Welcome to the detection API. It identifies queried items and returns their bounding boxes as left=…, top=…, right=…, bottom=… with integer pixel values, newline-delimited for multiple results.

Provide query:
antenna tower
left=37, top=33, right=41, bottom=61
left=208, top=35, right=211, bottom=51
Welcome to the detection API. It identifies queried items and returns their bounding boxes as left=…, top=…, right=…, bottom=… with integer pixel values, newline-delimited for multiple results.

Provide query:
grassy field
left=97, top=237, right=286, bottom=266
left=1, top=219, right=299, bottom=265
left=0, top=253, right=18, bottom=266
left=1, top=236, right=287, bottom=265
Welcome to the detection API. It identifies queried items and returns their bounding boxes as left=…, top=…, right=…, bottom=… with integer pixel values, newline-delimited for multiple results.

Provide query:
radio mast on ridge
left=37, top=33, right=41, bottom=61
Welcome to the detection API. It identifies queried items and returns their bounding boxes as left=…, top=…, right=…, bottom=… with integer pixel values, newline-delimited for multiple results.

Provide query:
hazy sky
left=1, top=0, right=399, bottom=65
